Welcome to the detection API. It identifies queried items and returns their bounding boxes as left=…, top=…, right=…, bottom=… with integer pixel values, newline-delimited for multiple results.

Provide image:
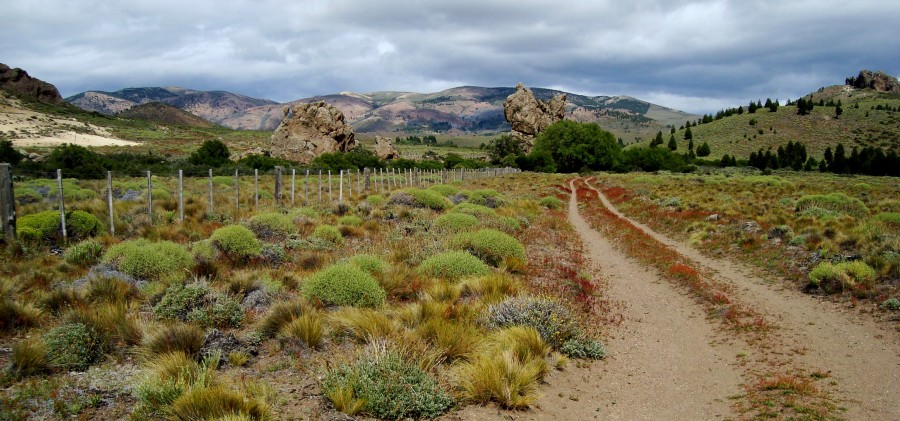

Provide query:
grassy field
left=0, top=171, right=609, bottom=419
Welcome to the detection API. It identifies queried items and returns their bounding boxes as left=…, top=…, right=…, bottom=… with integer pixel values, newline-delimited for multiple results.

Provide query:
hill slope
left=118, top=102, right=217, bottom=128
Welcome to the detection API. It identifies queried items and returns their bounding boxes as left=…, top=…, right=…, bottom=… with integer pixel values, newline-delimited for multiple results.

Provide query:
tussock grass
left=143, top=323, right=205, bottom=358
left=329, top=307, right=394, bottom=343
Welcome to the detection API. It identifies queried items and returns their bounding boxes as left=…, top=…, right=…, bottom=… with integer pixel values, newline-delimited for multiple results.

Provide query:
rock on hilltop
left=846, top=70, right=900, bottom=93
left=0, top=63, right=63, bottom=103
left=270, top=101, right=357, bottom=164
left=503, top=83, right=566, bottom=151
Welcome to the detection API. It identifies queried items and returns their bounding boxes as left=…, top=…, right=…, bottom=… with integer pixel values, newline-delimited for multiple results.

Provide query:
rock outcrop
left=846, top=70, right=900, bottom=93
left=373, top=136, right=400, bottom=160
left=503, top=83, right=566, bottom=151
left=0, top=63, right=63, bottom=103
left=270, top=101, right=357, bottom=164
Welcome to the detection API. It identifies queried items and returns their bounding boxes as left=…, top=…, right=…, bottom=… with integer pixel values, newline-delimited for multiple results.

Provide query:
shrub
left=153, top=282, right=211, bottom=321
left=103, top=239, right=192, bottom=281
left=67, top=210, right=103, bottom=238
left=796, top=193, right=869, bottom=218
left=191, top=239, right=218, bottom=262
left=808, top=260, right=877, bottom=293
left=451, top=229, right=527, bottom=267
left=322, top=350, right=453, bottom=420
left=560, top=337, right=606, bottom=359
left=210, top=225, right=262, bottom=261
left=881, top=298, right=900, bottom=311
left=257, top=300, right=313, bottom=338
left=16, top=210, right=60, bottom=242
left=338, top=215, right=363, bottom=227
left=538, top=196, right=563, bottom=210
left=433, top=213, right=479, bottom=233
left=483, top=296, right=579, bottom=348
left=394, top=189, right=449, bottom=210
left=467, top=189, right=503, bottom=208
left=346, top=254, right=389, bottom=275
left=312, top=224, right=343, bottom=245
left=143, top=323, right=205, bottom=357
left=417, top=251, right=490, bottom=281
left=874, top=212, right=900, bottom=226
left=259, top=243, right=288, bottom=266
left=428, top=184, right=459, bottom=197
left=450, top=202, right=497, bottom=217
left=366, top=195, right=386, bottom=206
left=64, top=239, right=104, bottom=266
left=303, top=264, right=385, bottom=308
left=187, top=294, right=245, bottom=328
left=247, top=212, right=295, bottom=240
left=43, top=322, right=103, bottom=371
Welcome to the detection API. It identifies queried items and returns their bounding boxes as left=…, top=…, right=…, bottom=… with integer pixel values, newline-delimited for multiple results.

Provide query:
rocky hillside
left=66, top=87, right=278, bottom=126
left=0, top=63, right=63, bottom=103
left=117, top=102, right=217, bottom=128
left=68, top=85, right=698, bottom=142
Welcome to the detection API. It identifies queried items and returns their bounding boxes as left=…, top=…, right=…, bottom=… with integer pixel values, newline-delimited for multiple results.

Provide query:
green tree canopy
left=189, top=139, right=231, bottom=167
left=530, top=120, right=621, bottom=173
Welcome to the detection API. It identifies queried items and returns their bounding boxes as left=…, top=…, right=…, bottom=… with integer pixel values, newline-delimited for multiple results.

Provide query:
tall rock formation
left=270, top=101, right=357, bottom=164
left=0, top=63, right=63, bottom=103
left=846, top=70, right=900, bottom=93
left=503, top=83, right=566, bottom=151
left=374, top=136, right=400, bottom=160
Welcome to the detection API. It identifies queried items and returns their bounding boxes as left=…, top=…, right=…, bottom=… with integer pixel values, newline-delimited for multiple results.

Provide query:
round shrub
left=347, top=254, right=389, bottom=275
left=153, top=282, right=211, bottom=321
left=366, top=195, right=386, bottom=206
left=64, top=239, right=104, bottom=266
left=190, top=239, right=218, bottom=262
left=247, top=212, right=295, bottom=240
left=43, top=322, right=103, bottom=371
left=560, top=337, right=606, bottom=359
left=103, top=239, right=192, bottom=281
left=303, top=263, right=385, bottom=308
left=428, top=184, right=459, bottom=197
left=418, top=251, right=490, bottom=281
left=451, top=202, right=497, bottom=217
left=451, top=229, right=527, bottom=266
left=67, top=210, right=103, bottom=238
left=433, top=213, right=479, bottom=233
left=210, top=225, right=262, bottom=261
left=16, top=210, right=60, bottom=242
left=467, top=189, right=504, bottom=208
left=483, top=296, right=580, bottom=348
left=391, top=189, right=449, bottom=210
left=338, top=215, right=363, bottom=227
left=313, top=224, right=343, bottom=245
left=539, top=196, right=563, bottom=210
left=808, top=260, right=877, bottom=293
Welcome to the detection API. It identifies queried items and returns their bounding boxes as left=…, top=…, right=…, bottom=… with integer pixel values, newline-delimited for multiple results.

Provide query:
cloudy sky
left=2, top=0, right=898, bottom=114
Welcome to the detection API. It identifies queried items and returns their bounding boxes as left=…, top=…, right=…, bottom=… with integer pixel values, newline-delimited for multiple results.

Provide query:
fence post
left=147, top=170, right=152, bottom=224
left=254, top=169, right=259, bottom=211
left=291, top=168, right=296, bottom=206
left=328, top=170, right=332, bottom=203
left=178, top=169, right=184, bottom=222
left=56, top=169, right=67, bottom=242
left=274, top=166, right=283, bottom=207
left=234, top=169, right=240, bottom=218
left=106, top=171, right=114, bottom=235
left=356, top=169, right=361, bottom=195
left=318, top=170, right=322, bottom=203
left=0, top=163, right=15, bottom=240
left=339, top=170, right=344, bottom=203
left=208, top=169, right=214, bottom=215
left=364, top=167, right=371, bottom=192
left=304, top=169, right=309, bottom=206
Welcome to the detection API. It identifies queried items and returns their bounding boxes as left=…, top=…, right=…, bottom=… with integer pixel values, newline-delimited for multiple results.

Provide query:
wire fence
left=0, top=163, right=519, bottom=241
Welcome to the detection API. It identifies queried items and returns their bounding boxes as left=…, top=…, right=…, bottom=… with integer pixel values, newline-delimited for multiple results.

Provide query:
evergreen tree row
left=748, top=141, right=899, bottom=176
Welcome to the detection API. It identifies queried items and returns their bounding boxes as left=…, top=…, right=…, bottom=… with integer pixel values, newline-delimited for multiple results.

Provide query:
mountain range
left=65, top=85, right=697, bottom=138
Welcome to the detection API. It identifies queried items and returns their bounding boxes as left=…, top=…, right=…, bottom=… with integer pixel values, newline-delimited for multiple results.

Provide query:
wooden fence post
left=339, top=170, right=344, bottom=203
left=304, top=169, right=309, bottom=206
left=254, top=169, right=259, bottom=211
left=356, top=169, right=361, bottom=195
left=147, top=170, right=152, bottom=224
left=208, top=169, right=214, bottom=215
left=0, top=163, right=16, bottom=240
left=274, top=166, right=283, bottom=207
left=364, top=167, right=371, bottom=192
left=56, top=169, right=67, bottom=242
left=234, top=169, right=240, bottom=218
left=106, top=171, right=114, bottom=235
left=178, top=169, right=184, bottom=222
left=318, top=170, right=322, bottom=203
left=291, top=169, right=296, bottom=206
left=328, top=170, right=332, bottom=203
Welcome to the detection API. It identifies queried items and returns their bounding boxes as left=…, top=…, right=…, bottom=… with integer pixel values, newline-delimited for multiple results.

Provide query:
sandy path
left=585, top=178, right=900, bottom=420
left=454, top=180, right=743, bottom=421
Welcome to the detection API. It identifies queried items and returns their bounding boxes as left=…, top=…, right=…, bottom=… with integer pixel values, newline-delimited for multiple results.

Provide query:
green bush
left=366, top=195, right=386, bottom=206
left=190, top=239, right=218, bottom=262
left=433, top=213, right=479, bottom=233
left=467, top=189, right=504, bottom=208
left=153, top=282, right=211, bottom=321
left=484, top=296, right=580, bottom=348
left=881, top=298, right=900, bottom=311
left=539, top=196, right=563, bottom=210
left=560, top=337, right=606, bottom=359
left=338, top=215, right=363, bottom=227
left=347, top=254, right=389, bottom=275
left=428, top=184, right=459, bottom=197
left=796, top=193, right=869, bottom=218
left=67, top=210, right=103, bottom=238
left=103, top=239, right=192, bottom=281
left=450, top=229, right=527, bottom=266
left=303, top=263, right=385, bottom=308
left=417, top=251, right=490, bottom=281
left=874, top=212, right=900, bottom=226
left=808, top=260, right=877, bottom=292
left=450, top=202, right=497, bottom=217
left=404, top=189, right=450, bottom=210
left=312, top=224, right=343, bottom=245
left=16, top=210, right=60, bottom=241
left=43, top=323, right=103, bottom=371
left=64, top=239, right=104, bottom=266
left=210, top=225, right=262, bottom=261
left=187, top=294, right=245, bottom=328
left=322, top=351, right=453, bottom=420
left=247, top=212, right=295, bottom=240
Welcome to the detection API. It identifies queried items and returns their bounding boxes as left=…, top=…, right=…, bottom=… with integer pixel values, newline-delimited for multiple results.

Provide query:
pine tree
left=684, top=127, right=693, bottom=141
left=650, top=131, right=664, bottom=148
left=668, top=135, right=677, bottom=151
left=835, top=104, right=843, bottom=118
left=696, top=142, right=711, bottom=157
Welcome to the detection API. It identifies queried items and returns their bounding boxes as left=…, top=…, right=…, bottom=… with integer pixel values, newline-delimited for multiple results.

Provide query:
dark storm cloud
left=2, top=0, right=897, bottom=113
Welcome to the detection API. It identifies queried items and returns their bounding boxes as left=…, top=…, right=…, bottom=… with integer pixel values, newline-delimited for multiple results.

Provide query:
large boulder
left=846, top=70, right=900, bottom=93
left=270, top=101, right=357, bottom=164
left=503, top=83, right=566, bottom=152
left=373, top=136, right=400, bottom=160
left=0, top=63, right=63, bottom=103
